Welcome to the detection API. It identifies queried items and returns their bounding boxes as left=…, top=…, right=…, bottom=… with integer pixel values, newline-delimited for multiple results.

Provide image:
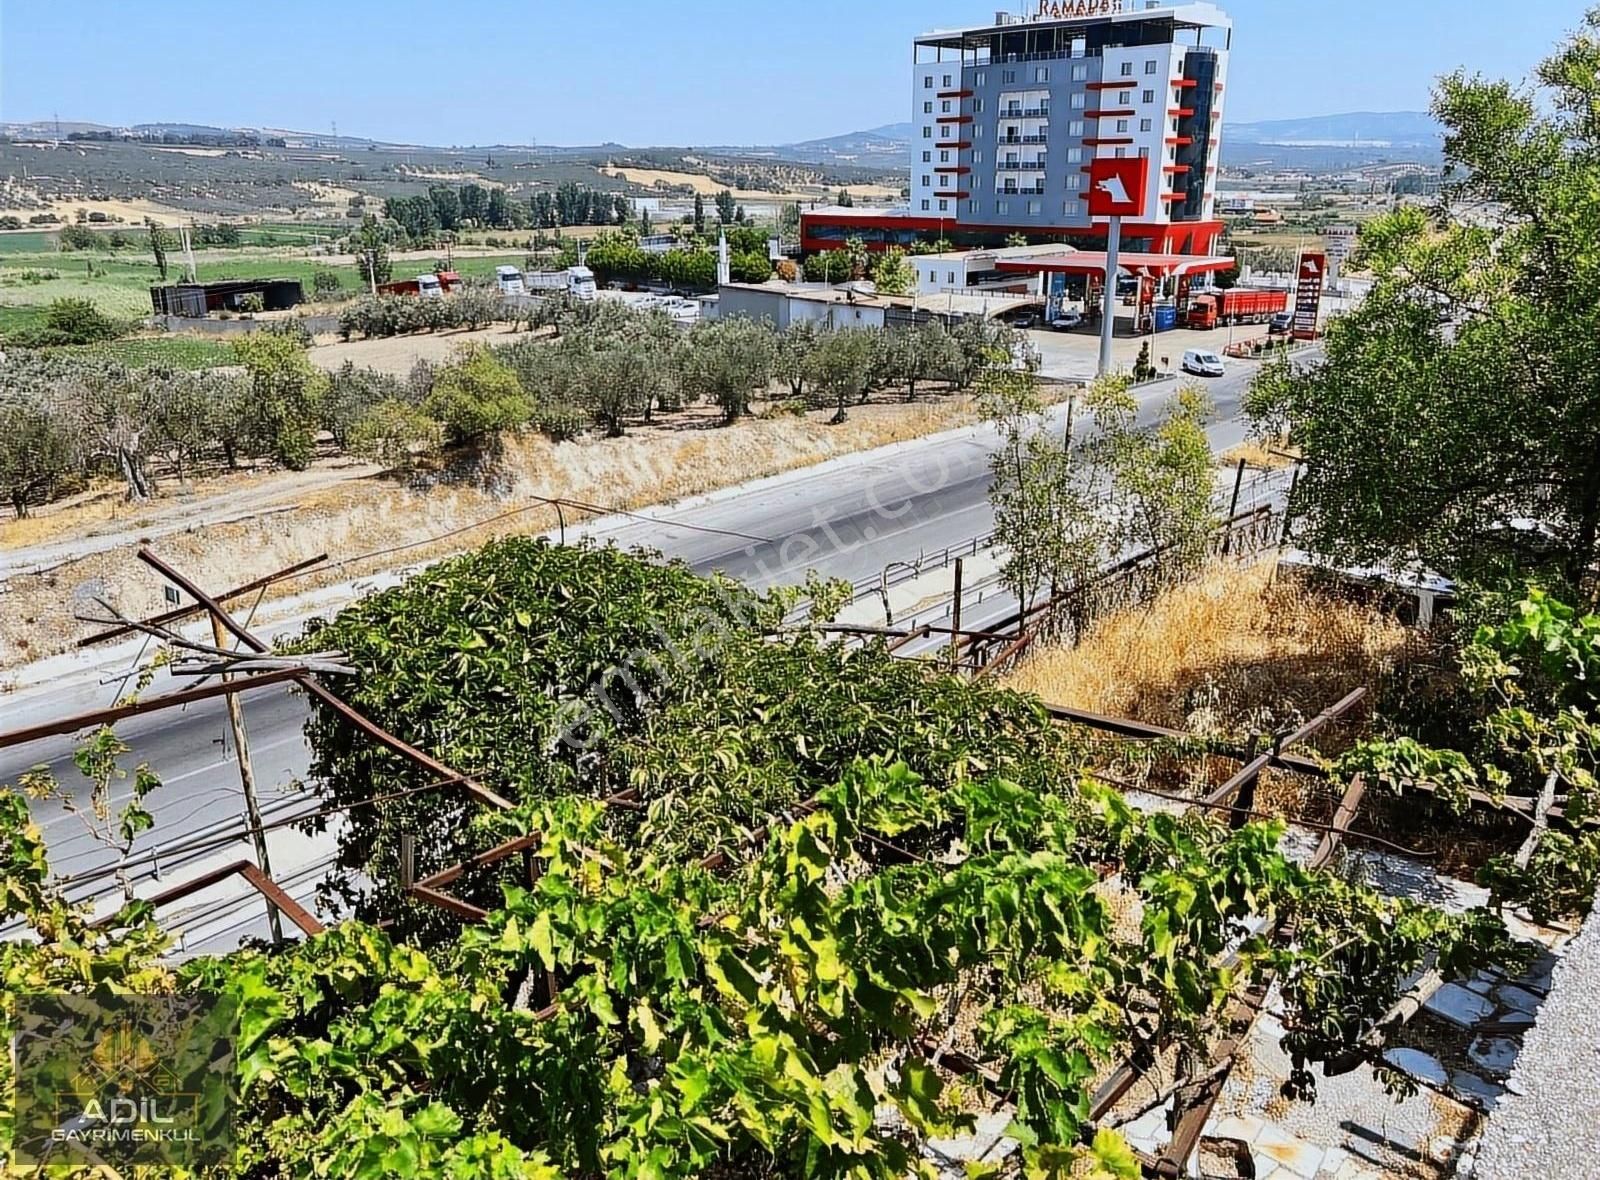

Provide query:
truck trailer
left=1185, top=288, right=1288, bottom=330
left=524, top=266, right=597, bottom=301
left=377, top=270, right=463, bottom=299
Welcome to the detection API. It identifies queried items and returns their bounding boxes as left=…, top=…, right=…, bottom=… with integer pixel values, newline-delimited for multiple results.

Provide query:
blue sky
left=0, top=0, right=1581, bottom=145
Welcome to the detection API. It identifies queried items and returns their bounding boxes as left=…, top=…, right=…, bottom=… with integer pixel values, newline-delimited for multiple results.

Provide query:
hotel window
left=947, top=271, right=956, bottom=284
left=1065, top=174, right=1081, bottom=190
left=921, top=199, right=930, bottom=210
left=1143, top=89, right=1155, bottom=104
left=1140, top=118, right=1152, bottom=132
left=1069, top=120, right=1085, bottom=136
left=1027, top=200, right=1042, bottom=215
left=921, top=175, right=931, bottom=187
left=941, top=100, right=952, bottom=113
left=1003, top=69, right=1016, bottom=83
left=1118, top=91, right=1131, bottom=106
left=996, top=200, right=1010, bottom=214
left=975, top=71, right=986, bottom=87
left=923, top=102, right=933, bottom=114
left=1139, top=146, right=1150, bottom=158
left=974, top=125, right=984, bottom=138
left=1120, top=62, right=1133, bottom=77
left=1066, top=147, right=1082, bottom=163
left=973, top=98, right=984, bottom=112
left=940, top=174, right=950, bottom=187
left=923, top=126, right=932, bottom=138
left=943, top=74, right=952, bottom=86
left=922, top=150, right=931, bottom=162
left=968, top=200, right=980, bottom=214
left=1034, top=66, right=1049, bottom=83
left=972, top=149, right=983, bottom=162
left=940, top=149, right=950, bottom=162
left=1116, top=119, right=1129, bottom=133
left=924, top=76, right=933, bottom=88
left=1071, top=63, right=1087, bottom=81
left=1115, top=147, right=1127, bottom=158
left=1070, top=93, right=1086, bottom=109
left=939, top=199, right=949, bottom=212
left=1145, top=59, right=1159, bottom=75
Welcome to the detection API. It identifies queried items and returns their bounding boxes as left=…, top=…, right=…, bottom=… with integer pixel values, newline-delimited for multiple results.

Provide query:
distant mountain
left=1226, top=111, right=1441, bottom=150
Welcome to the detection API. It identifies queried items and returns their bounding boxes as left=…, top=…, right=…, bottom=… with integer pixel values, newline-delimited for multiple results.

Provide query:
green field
left=0, top=231, right=59, bottom=254
left=43, top=335, right=238, bottom=369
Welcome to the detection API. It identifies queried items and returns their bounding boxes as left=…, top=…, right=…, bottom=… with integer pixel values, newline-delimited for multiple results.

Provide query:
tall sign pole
left=1098, top=215, right=1122, bottom=378
left=1086, top=157, right=1148, bottom=379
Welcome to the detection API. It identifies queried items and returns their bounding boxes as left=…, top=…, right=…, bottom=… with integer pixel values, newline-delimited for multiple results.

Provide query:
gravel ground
left=1474, top=894, right=1600, bottom=1178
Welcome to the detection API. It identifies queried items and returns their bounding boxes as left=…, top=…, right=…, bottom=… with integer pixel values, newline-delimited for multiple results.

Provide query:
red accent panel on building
left=1086, top=109, right=1135, bottom=118
left=1168, top=108, right=1195, bottom=117
left=1166, top=137, right=1193, bottom=146
left=935, top=166, right=971, bottom=174
left=937, top=116, right=973, bottom=125
left=1176, top=79, right=1199, bottom=88
left=937, top=89, right=973, bottom=99
left=1162, top=165, right=1191, bottom=174
left=1083, top=137, right=1134, bottom=146
left=1086, top=80, right=1132, bottom=91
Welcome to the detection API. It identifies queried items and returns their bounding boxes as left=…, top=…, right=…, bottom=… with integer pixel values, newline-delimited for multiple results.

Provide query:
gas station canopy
left=994, top=252, right=1235, bottom=280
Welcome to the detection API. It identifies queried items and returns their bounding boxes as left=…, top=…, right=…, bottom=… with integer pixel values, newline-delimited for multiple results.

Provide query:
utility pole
left=210, top=614, right=284, bottom=945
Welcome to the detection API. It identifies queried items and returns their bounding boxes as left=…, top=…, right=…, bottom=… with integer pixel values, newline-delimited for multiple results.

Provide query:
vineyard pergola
left=0, top=538, right=1555, bottom=1178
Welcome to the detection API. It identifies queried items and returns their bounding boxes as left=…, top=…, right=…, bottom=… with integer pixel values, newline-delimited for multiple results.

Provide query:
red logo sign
left=1086, top=158, right=1148, bottom=219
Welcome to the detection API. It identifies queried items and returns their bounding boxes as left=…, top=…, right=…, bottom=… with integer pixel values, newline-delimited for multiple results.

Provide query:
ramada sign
left=1034, top=0, right=1127, bottom=18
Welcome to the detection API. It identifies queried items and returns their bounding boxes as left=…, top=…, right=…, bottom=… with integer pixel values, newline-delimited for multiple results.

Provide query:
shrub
left=312, top=268, right=344, bottom=300
left=37, top=297, right=123, bottom=345
left=421, top=347, right=530, bottom=445
left=237, top=293, right=265, bottom=315
left=349, top=399, right=442, bottom=467
left=533, top=402, right=587, bottom=442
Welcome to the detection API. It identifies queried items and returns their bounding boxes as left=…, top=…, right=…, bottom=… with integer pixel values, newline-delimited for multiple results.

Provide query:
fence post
left=1221, top=458, right=1247, bottom=557
left=1230, top=734, right=1260, bottom=830
left=949, top=558, right=965, bottom=674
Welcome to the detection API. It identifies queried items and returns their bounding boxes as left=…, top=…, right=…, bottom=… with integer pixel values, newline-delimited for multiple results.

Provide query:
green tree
left=677, top=317, right=776, bottom=421
left=1005, top=232, right=1029, bottom=248
left=982, top=371, right=1108, bottom=613
left=811, top=327, right=879, bottom=424
left=350, top=400, right=443, bottom=468
left=1244, top=8, right=1600, bottom=588
left=714, top=189, right=738, bottom=226
left=459, top=182, right=488, bottom=226
left=888, top=321, right=960, bottom=402
left=729, top=249, right=772, bottom=284
left=352, top=214, right=393, bottom=288
left=312, top=267, right=344, bottom=300
left=693, top=193, right=706, bottom=237
left=869, top=246, right=914, bottom=296
left=230, top=330, right=329, bottom=470
left=775, top=320, right=821, bottom=402
left=1090, top=379, right=1218, bottom=583
left=803, top=252, right=851, bottom=283
left=486, top=187, right=512, bottom=229
left=422, top=346, right=530, bottom=445
left=836, top=188, right=854, bottom=207
left=0, top=393, right=75, bottom=518
left=146, top=218, right=170, bottom=281
left=428, top=184, right=461, bottom=231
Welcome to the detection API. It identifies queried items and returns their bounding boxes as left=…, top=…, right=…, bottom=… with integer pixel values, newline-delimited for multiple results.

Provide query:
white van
left=1181, top=349, right=1225, bottom=377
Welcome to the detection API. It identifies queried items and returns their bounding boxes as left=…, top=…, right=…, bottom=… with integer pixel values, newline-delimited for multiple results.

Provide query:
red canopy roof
left=994, top=252, right=1234, bottom=278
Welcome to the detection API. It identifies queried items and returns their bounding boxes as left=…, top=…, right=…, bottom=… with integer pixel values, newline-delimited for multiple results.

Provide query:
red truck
left=1185, top=288, right=1288, bottom=330
left=377, top=270, right=463, bottom=299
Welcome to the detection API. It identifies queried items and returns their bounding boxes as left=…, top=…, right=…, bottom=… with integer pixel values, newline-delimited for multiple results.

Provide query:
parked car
left=1181, top=349, right=1226, bottom=377
left=1049, top=311, right=1083, bottom=331
left=1268, top=312, right=1293, bottom=335
left=1011, top=313, right=1037, bottom=329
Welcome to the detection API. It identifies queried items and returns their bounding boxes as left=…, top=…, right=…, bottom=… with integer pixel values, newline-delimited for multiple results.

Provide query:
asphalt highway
left=0, top=354, right=1284, bottom=948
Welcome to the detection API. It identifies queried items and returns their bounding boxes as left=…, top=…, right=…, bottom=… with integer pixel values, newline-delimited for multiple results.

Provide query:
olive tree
left=677, top=318, right=776, bottom=422
left=0, top=392, right=75, bottom=518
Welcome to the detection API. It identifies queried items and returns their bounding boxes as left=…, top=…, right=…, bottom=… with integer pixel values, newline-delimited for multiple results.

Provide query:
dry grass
left=0, top=397, right=984, bottom=669
left=1220, top=439, right=1299, bottom=471
left=1004, top=562, right=1416, bottom=745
